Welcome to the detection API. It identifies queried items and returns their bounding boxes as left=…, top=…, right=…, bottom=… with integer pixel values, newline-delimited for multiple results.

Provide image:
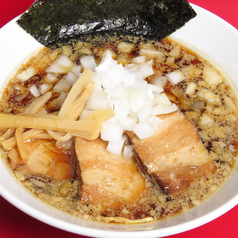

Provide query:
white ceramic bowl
left=0, top=4, right=238, bottom=238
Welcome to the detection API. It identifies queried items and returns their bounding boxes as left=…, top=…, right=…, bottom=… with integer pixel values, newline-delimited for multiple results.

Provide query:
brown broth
left=0, top=37, right=238, bottom=224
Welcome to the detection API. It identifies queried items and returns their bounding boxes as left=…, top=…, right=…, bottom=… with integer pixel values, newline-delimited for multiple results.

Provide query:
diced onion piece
left=95, top=50, right=115, bottom=73
left=45, top=73, right=58, bottom=83
left=128, top=88, right=147, bottom=112
left=133, top=121, right=155, bottom=140
left=192, top=100, right=205, bottom=110
left=139, top=60, right=154, bottom=78
left=197, top=89, right=220, bottom=103
left=53, top=79, right=71, bottom=93
left=151, top=75, right=167, bottom=88
left=140, top=48, right=163, bottom=57
left=168, top=45, right=181, bottom=58
left=223, top=95, right=236, bottom=109
left=123, top=145, right=134, bottom=160
left=106, top=139, right=125, bottom=155
left=17, top=67, right=37, bottom=81
left=122, top=72, right=137, bottom=86
left=119, top=116, right=136, bottom=131
left=131, top=56, right=146, bottom=63
left=148, top=116, right=164, bottom=130
left=155, top=93, right=172, bottom=107
left=203, top=66, right=222, bottom=86
left=80, top=55, right=97, bottom=71
left=65, top=72, right=78, bottom=84
left=70, top=65, right=81, bottom=76
left=152, top=104, right=177, bottom=115
left=29, top=85, right=40, bottom=97
left=186, top=82, right=197, bottom=95
left=86, top=91, right=109, bottom=110
left=105, top=63, right=126, bottom=84
left=91, top=74, right=102, bottom=92
left=138, top=103, right=153, bottom=122
left=200, top=114, right=215, bottom=127
left=101, top=121, right=123, bottom=143
left=117, top=42, right=135, bottom=54
left=110, top=83, right=127, bottom=99
left=38, top=84, right=53, bottom=95
left=114, top=99, right=131, bottom=121
left=147, top=84, right=164, bottom=95
left=167, top=70, right=185, bottom=85
left=46, top=55, right=74, bottom=74
left=14, top=94, right=27, bottom=101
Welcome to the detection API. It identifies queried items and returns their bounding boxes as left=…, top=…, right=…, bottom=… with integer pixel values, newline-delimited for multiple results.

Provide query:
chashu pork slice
left=8, top=139, right=76, bottom=181
left=75, top=137, right=150, bottom=219
left=125, top=110, right=216, bottom=197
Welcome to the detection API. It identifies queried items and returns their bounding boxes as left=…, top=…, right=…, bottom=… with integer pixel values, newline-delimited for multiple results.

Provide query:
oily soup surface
left=0, top=37, right=238, bottom=223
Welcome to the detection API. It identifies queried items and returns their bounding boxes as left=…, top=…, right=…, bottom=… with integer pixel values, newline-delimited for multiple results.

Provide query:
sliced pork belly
left=125, top=111, right=216, bottom=197
left=75, top=137, right=150, bottom=219
left=8, top=139, right=75, bottom=181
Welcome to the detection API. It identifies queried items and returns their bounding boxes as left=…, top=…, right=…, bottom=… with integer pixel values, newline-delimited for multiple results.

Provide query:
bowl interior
left=0, top=4, right=238, bottom=238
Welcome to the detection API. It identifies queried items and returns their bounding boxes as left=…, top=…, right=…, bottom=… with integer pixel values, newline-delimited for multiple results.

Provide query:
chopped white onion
left=45, top=73, right=58, bottom=83
left=70, top=65, right=81, bottom=76
left=123, top=145, right=134, bottom=160
left=79, top=51, right=178, bottom=155
left=139, top=60, right=154, bottom=78
left=151, top=75, right=167, bottom=88
left=140, top=48, right=163, bottom=57
left=114, top=99, right=131, bottom=121
left=152, top=104, right=178, bottom=115
left=86, top=91, right=109, bottom=110
left=80, top=55, right=97, bottom=71
left=133, top=121, right=155, bottom=140
left=101, top=121, right=123, bottom=143
left=91, top=74, right=102, bottom=92
left=155, top=93, right=172, bottom=107
left=148, top=115, right=164, bottom=130
left=17, top=67, right=37, bottom=81
left=38, top=84, right=53, bottom=95
left=14, top=94, right=27, bottom=101
left=53, top=79, right=71, bottom=93
left=131, top=55, right=146, bottom=63
left=186, top=82, right=197, bottom=95
left=65, top=71, right=78, bottom=84
left=119, top=116, right=137, bottom=131
left=138, top=103, right=153, bottom=122
left=46, top=55, right=74, bottom=74
left=106, top=139, right=125, bottom=155
left=166, top=70, right=185, bottom=85
left=192, top=100, right=205, bottom=110
left=203, top=66, right=222, bottom=86
left=29, top=85, right=40, bottom=97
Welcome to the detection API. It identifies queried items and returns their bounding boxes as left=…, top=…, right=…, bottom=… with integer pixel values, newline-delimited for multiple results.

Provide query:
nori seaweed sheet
left=17, top=0, right=196, bottom=48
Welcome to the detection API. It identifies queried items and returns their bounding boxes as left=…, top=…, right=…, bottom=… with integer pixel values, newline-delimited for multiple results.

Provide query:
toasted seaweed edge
left=17, top=0, right=197, bottom=48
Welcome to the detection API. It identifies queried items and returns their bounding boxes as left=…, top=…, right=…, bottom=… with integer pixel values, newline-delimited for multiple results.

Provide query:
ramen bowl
left=0, top=4, right=238, bottom=238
